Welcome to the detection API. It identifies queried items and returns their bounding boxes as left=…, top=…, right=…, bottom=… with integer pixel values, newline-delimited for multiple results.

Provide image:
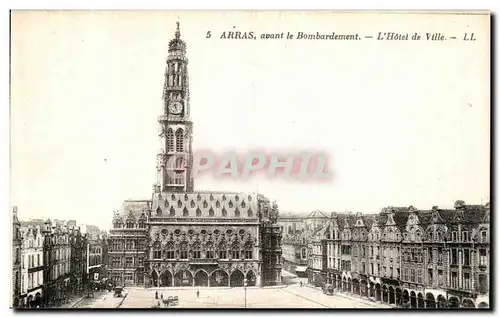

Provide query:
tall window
left=462, top=231, right=469, bottom=242
left=193, top=249, right=201, bottom=259
left=463, top=273, right=471, bottom=290
left=219, top=250, right=227, bottom=259
left=166, top=245, right=175, bottom=259
left=451, top=272, right=458, bottom=288
left=167, top=129, right=174, bottom=152
left=180, top=250, right=188, bottom=259
left=138, top=257, right=144, bottom=267
left=232, top=250, right=240, bottom=260
left=125, top=257, right=133, bottom=267
left=464, top=249, right=470, bottom=266
left=153, top=249, right=161, bottom=259
left=175, top=129, right=184, bottom=152
left=175, top=157, right=184, bottom=169
left=112, top=257, right=121, bottom=267
left=126, top=222, right=134, bottom=229
left=479, top=249, right=487, bottom=266
left=451, top=249, right=458, bottom=265
left=126, top=240, right=134, bottom=250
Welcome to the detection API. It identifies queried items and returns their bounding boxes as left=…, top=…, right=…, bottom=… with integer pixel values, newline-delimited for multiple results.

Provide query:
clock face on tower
left=169, top=102, right=183, bottom=115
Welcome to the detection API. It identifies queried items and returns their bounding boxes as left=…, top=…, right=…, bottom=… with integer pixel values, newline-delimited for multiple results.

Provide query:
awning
left=295, top=266, right=308, bottom=272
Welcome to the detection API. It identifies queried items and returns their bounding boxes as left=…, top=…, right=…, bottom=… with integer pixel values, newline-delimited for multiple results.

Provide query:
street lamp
left=244, top=278, right=248, bottom=308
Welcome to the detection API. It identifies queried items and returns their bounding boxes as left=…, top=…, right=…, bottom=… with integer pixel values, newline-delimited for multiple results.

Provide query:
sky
left=10, top=11, right=490, bottom=230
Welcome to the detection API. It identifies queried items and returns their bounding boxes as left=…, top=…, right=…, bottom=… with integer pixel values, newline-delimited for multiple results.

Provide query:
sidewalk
left=303, top=284, right=391, bottom=308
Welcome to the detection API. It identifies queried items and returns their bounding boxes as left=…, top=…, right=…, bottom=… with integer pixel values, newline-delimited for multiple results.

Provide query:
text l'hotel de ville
left=209, top=29, right=477, bottom=41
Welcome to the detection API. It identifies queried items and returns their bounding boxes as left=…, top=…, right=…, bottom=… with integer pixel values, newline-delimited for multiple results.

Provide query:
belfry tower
left=156, top=22, right=194, bottom=193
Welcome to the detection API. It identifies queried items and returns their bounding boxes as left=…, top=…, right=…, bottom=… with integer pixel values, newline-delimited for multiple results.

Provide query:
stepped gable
left=151, top=191, right=259, bottom=219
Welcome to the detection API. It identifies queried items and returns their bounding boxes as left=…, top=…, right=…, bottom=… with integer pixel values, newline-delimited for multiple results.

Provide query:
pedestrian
left=196, top=290, right=199, bottom=299
left=300, top=281, right=303, bottom=287
left=161, top=293, right=163, bottom=300
left=155, top=291, right=158, bottom=299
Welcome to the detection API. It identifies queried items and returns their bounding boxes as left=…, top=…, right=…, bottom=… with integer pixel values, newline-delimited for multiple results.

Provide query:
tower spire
left=175, top=21, right=181, bottom=39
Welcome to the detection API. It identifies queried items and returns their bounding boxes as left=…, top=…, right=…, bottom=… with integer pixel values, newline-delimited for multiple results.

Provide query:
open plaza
left=72, top=274, right=390, bottom=309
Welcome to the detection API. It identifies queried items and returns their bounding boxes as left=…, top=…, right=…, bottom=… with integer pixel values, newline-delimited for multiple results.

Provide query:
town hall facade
left=107, top=23, right=283, bottom=288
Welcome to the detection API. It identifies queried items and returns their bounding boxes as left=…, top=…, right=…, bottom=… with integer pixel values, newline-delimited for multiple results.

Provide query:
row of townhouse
left=304, top=201, right=490, bottom=309
left=12, top=207, right=109, bottom=308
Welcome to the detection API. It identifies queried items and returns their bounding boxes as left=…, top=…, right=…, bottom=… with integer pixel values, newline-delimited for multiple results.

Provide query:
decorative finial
left=175, top=21, right=180, bottom=39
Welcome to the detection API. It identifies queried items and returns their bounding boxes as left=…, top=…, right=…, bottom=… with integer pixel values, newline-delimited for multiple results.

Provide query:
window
left=180, top=250, right=188, bottom=259
left=125, top=257, right=133, bottom=267
left=462, top=231, right=469, bottom=242
left=451, top=249, right=458, bottom=265
left=124, top=273, right=133, bottom=281
left=175, top=158, right=184, bottom=169
left=451, top=272, right=458, bottom=288
left=452, top=231, right=457, bottom=242
left=126, top=222, right=134, bottom=229
left=438, top=270, right=444, bottom=287
left=167, top=129, right=174, bottom=152
left=371, top=263, right=374, bottom=275
left=126, top=240, right=134, bottom=250
left=428, top=269, right=433, bottom=285
left=464, top=249, right=470, bottom=266
left=244, top=251, right=253, bottom=259
left=481, top=230, right=487, bottom=242
left=232, top=250, right=240, bottom=260
left=463, top=273, right=471, bottom=290
left=193, top=250, right=201, bottom=259
left=479, top=249, right=487, bottom=266
left=410, top=269, right=416, bottom=282
left=175, top=129, right=184, bottom=152
left=166, top=248, right=175, bottom=259
left=153, top=249, right=162, bottom=259
left=219, top=250, right=227, bottom=259
left=139, top=222, right=146, bottom=228
left=112, top=257, right=121, bottom=267
left=206, top=251, right=215, bottom=259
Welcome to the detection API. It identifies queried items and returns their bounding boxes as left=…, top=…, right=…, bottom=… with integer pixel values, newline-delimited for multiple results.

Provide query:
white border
left=1, top=1, right=497, bottom=318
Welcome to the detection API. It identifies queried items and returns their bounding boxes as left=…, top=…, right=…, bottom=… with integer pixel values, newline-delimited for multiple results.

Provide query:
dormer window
left=126, top=222, right=134, bottom=229
left=183, top=207, right=189, bottom=216
left=203, top=200, right=208, bottom=209
left=222, top=207, right=227, bottom=217
left=209, top=208, right=214, bottom=217
left=234, top=207, right=240, bottom=217
left=169, top=206, right=175, bottom=216
left=190, top=200, right=195, bottom=208
left=197, top=194, right=201, bottom=201
left=210, top=194, right=214, bottom=201
left=196, top=208, right=201, bottom=217
left=216, top=201, right=220, bottom=208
